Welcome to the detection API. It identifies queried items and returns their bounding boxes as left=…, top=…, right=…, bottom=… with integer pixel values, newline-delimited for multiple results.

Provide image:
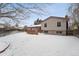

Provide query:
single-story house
left=0, top=23, right=5, bottom=31
left=0, top=24, right=5, bottom=29
left=0, top=23, right=7, bottom=32
left=27, top=24, right=41, bottom=34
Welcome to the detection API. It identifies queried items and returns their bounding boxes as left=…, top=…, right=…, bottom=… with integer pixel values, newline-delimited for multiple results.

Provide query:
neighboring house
left=0, top=23, right=6, bottom=32
left=41, top=16, right=69, bottom=35
left=27, top=24, right=41, bottom=34
left=12, top=24, right=25, bottom=31
left=0, top=24, right=5, bottom=29
left=71, top=23, right=79, bottom=35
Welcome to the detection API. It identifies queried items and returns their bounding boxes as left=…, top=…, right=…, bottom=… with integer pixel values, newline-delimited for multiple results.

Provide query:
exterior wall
left=26, top=27, right=41, bottom=34
left=27, top=27, right=41, bottom=32
left=41, top=18, right=66, bottom=35
left=43, top=30, right=66, bottom=35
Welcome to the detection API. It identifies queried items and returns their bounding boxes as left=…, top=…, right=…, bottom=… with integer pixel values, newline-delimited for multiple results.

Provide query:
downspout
left=65, top=15, right=69, bottom=35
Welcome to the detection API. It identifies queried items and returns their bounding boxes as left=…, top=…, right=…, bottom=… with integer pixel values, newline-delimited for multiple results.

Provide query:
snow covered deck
left=0, top=32, right=79, bottom=56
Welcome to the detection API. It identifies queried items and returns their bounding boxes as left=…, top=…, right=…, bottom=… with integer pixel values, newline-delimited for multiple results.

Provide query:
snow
left=28, top=24, right=41, bottom=27
left=0, top=41, right=9, bottom=53
left=0, top=32, right=79, bottom=56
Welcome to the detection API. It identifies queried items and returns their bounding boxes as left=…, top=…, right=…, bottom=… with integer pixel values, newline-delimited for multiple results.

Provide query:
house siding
left=41, top=17, right=67, bottom=35
left=27, top=27, right=41, bottom=34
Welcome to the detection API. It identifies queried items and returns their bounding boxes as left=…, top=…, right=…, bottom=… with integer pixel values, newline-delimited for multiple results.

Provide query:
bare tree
left=34, top=18, right=43, bottom=25
left=0, top=3, right=48, bottom=26
left=68, top=3, right=79, bottom=30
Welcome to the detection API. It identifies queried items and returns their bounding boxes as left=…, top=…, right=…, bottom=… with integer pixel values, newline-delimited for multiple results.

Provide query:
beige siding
left=41, top=18, right=66, bottom=31
left=41, top=18, right=66, bottom=35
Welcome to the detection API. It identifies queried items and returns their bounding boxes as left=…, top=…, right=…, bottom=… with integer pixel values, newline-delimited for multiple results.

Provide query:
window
left=44, top=31, right=48, bottom=33
left=57, top=22, right=61, bottom=27
left=56, top=31, right=62, bottom=34
left=44, top=23, right=47, bottom=27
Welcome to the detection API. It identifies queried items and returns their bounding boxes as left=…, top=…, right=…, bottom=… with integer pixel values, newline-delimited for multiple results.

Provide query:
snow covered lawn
left=0, top=32, right=79, bottom=56
left=0, top=41, right=9, bottom=53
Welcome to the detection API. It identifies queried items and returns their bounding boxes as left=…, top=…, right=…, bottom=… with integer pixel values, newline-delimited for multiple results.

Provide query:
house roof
left=28, top=24, right=41, bottom=27
left=42, top=16, right=66, bottom=23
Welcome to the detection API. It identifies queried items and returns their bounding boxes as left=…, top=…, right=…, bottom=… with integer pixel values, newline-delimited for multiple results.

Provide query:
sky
left=22, top=3, right=70, bottom=26
left=0, top=3, right=70, bottom=26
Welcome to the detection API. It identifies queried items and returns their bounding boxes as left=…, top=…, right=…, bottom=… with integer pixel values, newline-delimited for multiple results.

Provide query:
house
left=0, top=24, right=5, bottom=29
left=27, top=24, right=41, bottom=34
left=0, top=23, right=6, bottom=32
left=41, top=15, right=69, bottom=35
left=13, top=24, right=25, bottom=31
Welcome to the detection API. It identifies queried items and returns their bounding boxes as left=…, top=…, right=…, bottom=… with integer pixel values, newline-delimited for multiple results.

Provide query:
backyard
left=0, top=32, right=79, bottom=56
